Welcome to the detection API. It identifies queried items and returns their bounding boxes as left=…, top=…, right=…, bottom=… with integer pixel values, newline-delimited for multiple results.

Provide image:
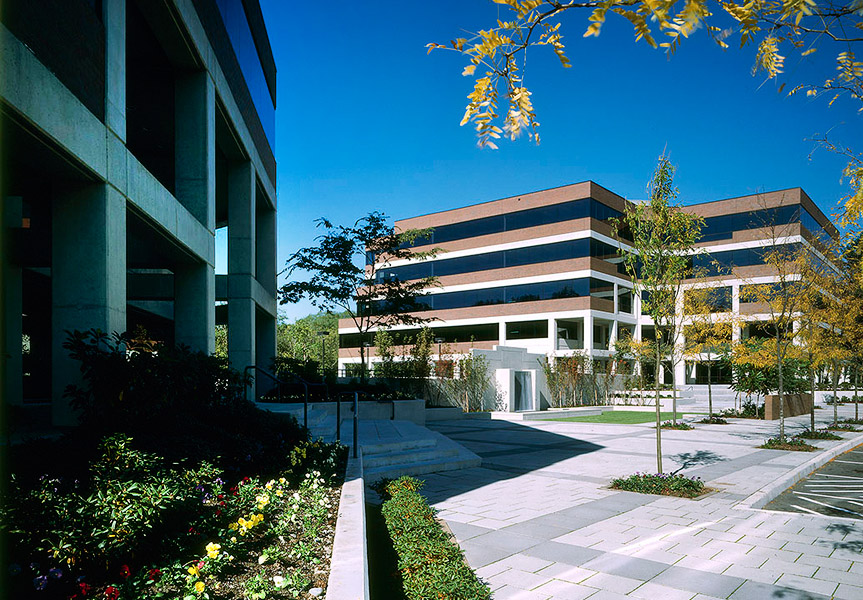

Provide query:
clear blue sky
left=249, top=0, right=863, bottom=322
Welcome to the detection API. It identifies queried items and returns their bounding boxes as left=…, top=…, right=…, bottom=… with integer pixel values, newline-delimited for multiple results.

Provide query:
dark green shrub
left=699, top=416, right=729, bottom=424
left=797, top=428, right=843, bottom=440
left=760, top=436, right=819, bottom=451
left=377, top=476, right=490, bottom=600
left=60, top=329, right=305, bottom=477
left=611, top=472, right=705, bottom=498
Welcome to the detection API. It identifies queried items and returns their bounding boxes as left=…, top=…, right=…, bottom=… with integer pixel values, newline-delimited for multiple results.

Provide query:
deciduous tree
left=279, top=212, right=440, bottom=381
left=615, top=156, right=703, bottom=473
left=431, top=0, right=863, bottom=221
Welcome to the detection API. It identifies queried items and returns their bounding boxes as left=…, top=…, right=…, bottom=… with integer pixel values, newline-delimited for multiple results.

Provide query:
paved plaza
left=420, top=408, right=863, bottom=599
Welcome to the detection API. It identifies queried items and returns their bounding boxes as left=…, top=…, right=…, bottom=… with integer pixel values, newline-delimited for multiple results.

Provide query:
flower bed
left=759, top=436, right=819, bottom=451
left=375, top=477, right=491, bottom=600
left=699, top=416, right=729, bottom=425
left=3, top=435, right=346, bottom=599
left=659, top=421, right=694, bottom=430
left=827, top=423, right=861, bottom=432
left=797, top=428, right=843, bottom=440
left=611, top=472, right=706, bottom=498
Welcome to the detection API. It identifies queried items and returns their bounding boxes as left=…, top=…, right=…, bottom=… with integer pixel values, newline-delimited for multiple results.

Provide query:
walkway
left=420, top=407, right=863, bottom=600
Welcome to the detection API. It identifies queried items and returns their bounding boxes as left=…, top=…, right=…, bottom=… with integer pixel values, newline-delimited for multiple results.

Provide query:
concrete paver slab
left=415, top=407, right=863, bottom=600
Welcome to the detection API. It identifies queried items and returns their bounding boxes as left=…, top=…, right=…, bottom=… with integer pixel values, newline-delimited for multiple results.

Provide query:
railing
left=244, top=366, right=329, bottom=430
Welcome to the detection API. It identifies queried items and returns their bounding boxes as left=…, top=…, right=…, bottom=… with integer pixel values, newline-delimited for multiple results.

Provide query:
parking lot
left=767, top=443, right=863, bottom=519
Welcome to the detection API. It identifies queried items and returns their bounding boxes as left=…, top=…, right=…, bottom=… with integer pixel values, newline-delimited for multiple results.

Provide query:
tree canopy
left=278, top=212, right=440, bottom=378
left=430, top=0, right=863, bottom=221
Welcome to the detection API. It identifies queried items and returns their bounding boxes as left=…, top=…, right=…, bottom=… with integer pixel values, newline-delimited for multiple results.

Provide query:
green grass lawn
left=542, top=411, right=696, bottom=424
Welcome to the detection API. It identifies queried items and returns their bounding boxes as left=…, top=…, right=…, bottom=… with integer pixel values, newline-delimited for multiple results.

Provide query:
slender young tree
left=279, top=212, right=440, bottom=381
left=615, top=156, right=703, bottom=473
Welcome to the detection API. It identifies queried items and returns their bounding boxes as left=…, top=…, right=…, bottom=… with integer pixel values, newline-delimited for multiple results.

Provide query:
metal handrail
left=245, top=366, right=329, bottom=430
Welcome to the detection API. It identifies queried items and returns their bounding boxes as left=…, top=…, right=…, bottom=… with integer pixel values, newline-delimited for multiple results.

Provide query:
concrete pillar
left=175, top=71, right=215, bottom=229
left=498, top=321, right=507, bottom=346
left=173, top=69, right=215, bottom=354
left=3, top=197, right=23, bottom=407
left=256, top=309, right=276, bottom=377
left=613, top=282, right=619, bottom=314
left=104, top=0, right=126, bottom=141
left=175, top=262, right=215, bottom=354
left=731, top=283, right=741, bottom=343
left=584, top=314, right=594, bottom=357
left=547, top=318, right=556, bottom=354
left=52, top=184, right=126, bottom=425
left=255, top=202, right=277, bottom=297
left=228, top=161, right=256, bottom=372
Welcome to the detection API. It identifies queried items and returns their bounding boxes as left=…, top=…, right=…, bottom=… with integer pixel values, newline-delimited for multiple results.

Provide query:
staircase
left=257, top=403, right=480, bottom=482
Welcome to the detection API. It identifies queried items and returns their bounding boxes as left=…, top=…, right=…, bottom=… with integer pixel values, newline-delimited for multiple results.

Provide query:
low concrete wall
left=425, top=407, right=464, bottom=421
left=326, top=453, right=369, bottom=600
left=267, top=399, right=426, bottom=425
left=764, top=393, right=812, bottom=420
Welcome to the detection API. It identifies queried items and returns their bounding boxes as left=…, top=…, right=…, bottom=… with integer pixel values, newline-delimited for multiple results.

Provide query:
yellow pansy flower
left=195, top=581, right=205, bottom=593
left=206, top=542, right=221, bottom=558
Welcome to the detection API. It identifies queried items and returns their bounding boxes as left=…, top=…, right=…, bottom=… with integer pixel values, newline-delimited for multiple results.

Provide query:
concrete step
left=363, top=445, right=458, bottom=469
left=363, top=433, right=481, bottom=482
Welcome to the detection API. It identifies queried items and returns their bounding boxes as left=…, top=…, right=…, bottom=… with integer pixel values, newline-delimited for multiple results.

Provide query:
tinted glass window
left=506, top=320, right=549, bottom=340
left=400, top=199, right=620, bottom=248
left=700, top=205, right=800, bottom=242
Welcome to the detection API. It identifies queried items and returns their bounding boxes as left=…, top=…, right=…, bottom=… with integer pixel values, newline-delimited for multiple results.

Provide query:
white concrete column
left=52, top=184, right=126, bottom=425
left=613, top=282, right=619, bottom=314
left=547, top=318, right=556, bottom=354
left=104, top=0, right=126, bottom=141
left=175, top=71, right=216, bottom=230
left=3, top=197, right=23, bottom=407
left=584, top=313, right=594, bottom=357
left=498, top=321, right=507, bottom=346
left=228, top=161, right=256, bottom=372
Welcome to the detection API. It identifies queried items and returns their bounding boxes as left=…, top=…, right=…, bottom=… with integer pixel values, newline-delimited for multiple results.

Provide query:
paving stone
left=672, top=556, right=733, bottom=574
left=580, top=552, right=669, bottom=580
left=775, top=573, right=839, bottom=597
left=728, top=579, right=831, bottom=600
left=798, top=554, right=853, bottom=571
left=535, top=563, right=597, bottom=583
left=522, top=542, right=603, bottom=567
left=531, top=579, right=597, bottom=600
left=722, top=564, right=781, bottom=585
left=580, top=572, right=644, bottom=594
left=492, top=584, right=553, bottom=600
left=759, top=557, right=819, bottom=578
left=494, top=554, right=555, bottom=574
left=650, top=565, right=746, bottom=597
left=489, top=568, right=554, bottom=591
left=628, top=581, right=697, bottom=600
left=781, top=540, right=835, bottom=557
left=446, top=520, right=493, bottom=542
left=503, top=520, right=575, bottom=541
left=835, top=582, right=863, bottom=600
left=575, top=591, right=630, bottom=600
left=475, top=562, right=510, bottom=579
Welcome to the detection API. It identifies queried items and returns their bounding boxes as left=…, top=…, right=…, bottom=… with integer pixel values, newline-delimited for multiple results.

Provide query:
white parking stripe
left=794, top=493, right=863, bottom=517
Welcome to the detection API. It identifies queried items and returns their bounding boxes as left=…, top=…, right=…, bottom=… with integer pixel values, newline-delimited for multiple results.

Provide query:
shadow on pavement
left=420, top=418, right=604, bottom=503
left=669, top=450, right=726, bottom=474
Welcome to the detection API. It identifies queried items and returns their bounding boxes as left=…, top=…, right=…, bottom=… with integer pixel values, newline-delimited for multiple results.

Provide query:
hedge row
left=378, top=477, right=491, bottom=600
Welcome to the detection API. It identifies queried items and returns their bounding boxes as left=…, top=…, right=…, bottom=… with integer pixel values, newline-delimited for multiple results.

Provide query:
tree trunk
left=655, top=346, right=663, bottom=474
left=359, top=336, right=367, bottom=384
left=707, top=358, right=713, bottom=420
left=855, top=368, right=859, bottom=422
left=833, top=360, right=840, bottom=428
left=777, top=335, right=785, bottom=441
left=809, top=362, right=816, bottom=432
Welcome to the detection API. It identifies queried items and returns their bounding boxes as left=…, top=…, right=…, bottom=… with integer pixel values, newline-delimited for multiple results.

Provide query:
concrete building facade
left=1, top=0, right=278, bottom=425
left=337, top=182, right=837, bottom=410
